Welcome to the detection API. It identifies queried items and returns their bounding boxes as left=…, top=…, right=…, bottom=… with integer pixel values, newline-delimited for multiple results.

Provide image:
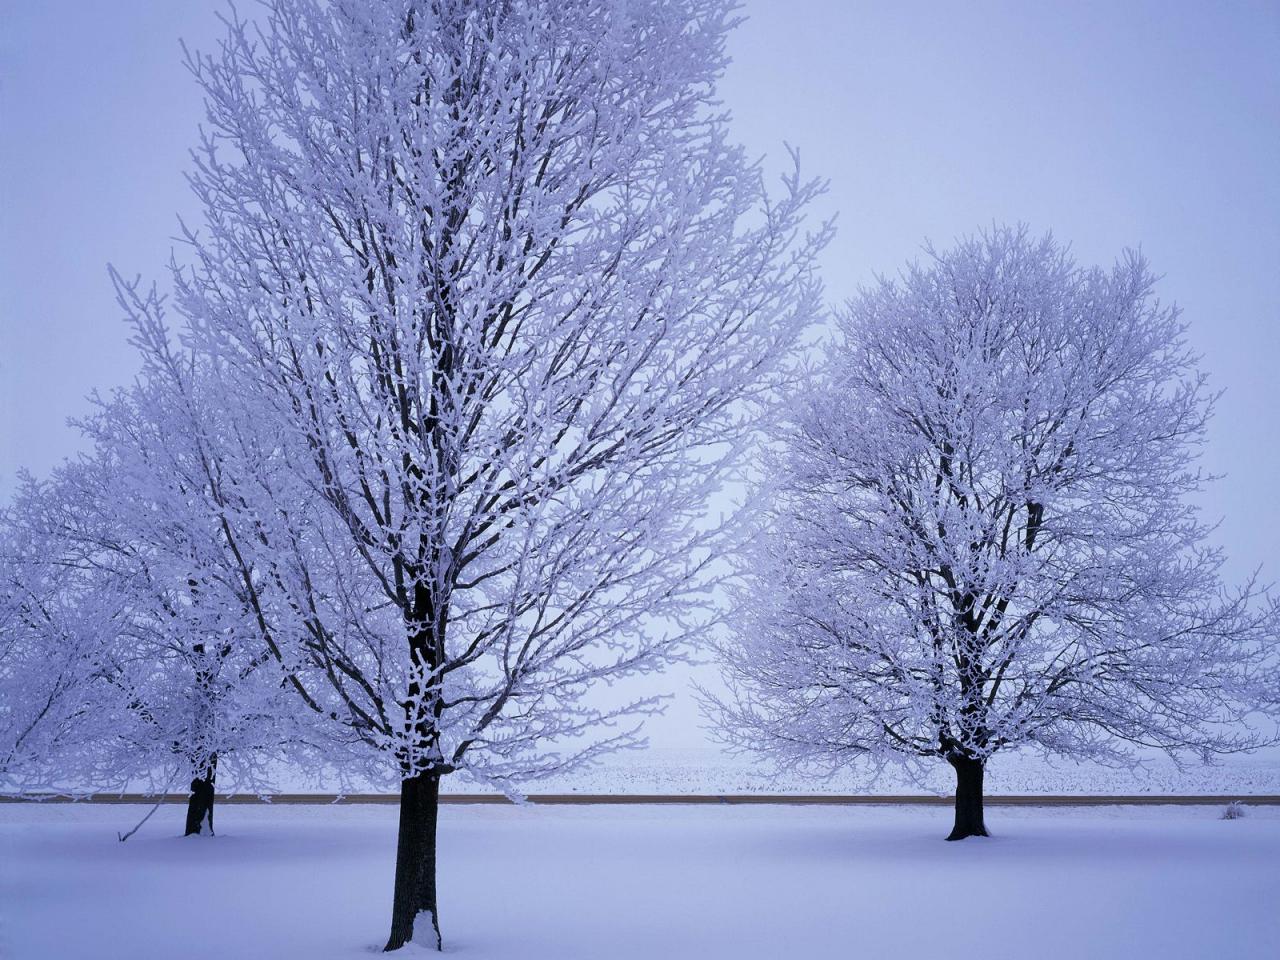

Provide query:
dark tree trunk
left=184, top=755, right=217, bottom=837
left=384, top=769, right=442, bottom=952
left=946, top=755, right=988, bottom=841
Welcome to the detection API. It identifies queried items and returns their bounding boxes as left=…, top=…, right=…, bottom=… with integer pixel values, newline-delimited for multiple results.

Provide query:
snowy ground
left=2, top=802, right=1277, bottom=960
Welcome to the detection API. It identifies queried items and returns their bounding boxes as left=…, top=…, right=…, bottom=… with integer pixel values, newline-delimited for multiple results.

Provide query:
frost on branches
left=711, top=227, right=1280, bottom=841
left=135, top=0, right=827, bottom=949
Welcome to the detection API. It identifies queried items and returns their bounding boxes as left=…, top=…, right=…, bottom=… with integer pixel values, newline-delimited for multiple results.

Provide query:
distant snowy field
left=2, top=802, right=1277, bottom=959
left=228, top=744, right=1280, bottom=798
left=471, top=745, right=1280, bottom=796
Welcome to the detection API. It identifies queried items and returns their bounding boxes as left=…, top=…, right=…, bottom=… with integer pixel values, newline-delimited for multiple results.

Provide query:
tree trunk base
left=946, top=755, right=989, bottom=841
left=384, top=771, right=442, bottom=952
left=183, top=776, right=216, bottom=836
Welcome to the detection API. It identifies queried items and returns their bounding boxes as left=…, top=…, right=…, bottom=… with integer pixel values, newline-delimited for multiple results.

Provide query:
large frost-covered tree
left=711, top=227, right=1279, bottom=840
left=141, top=0, right=826, bottom=948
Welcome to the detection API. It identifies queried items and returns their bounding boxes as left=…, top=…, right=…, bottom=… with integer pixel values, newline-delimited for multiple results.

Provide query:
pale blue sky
left=2, top=1, right=1278, bottom=747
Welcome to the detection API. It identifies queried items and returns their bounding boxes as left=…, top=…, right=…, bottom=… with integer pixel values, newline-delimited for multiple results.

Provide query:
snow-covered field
left=2, top=802, right=1277, bottom=960
left=463, top=745, right=1280, bottom=796
left=219, top=744, right=1280, bottom=798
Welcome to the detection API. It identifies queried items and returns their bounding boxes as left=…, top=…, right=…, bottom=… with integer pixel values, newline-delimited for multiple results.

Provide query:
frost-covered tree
left=0, top=483, right=129, bottom=794
left=710, top=227, right=1280, bottom=841
left=147, top=0, right=826, bottom=948
left=1, top=289, right=316, bottom=833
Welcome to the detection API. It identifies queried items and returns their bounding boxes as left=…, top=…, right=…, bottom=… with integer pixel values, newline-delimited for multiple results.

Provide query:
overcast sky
left=2, top=1, right=1277, bottom=748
